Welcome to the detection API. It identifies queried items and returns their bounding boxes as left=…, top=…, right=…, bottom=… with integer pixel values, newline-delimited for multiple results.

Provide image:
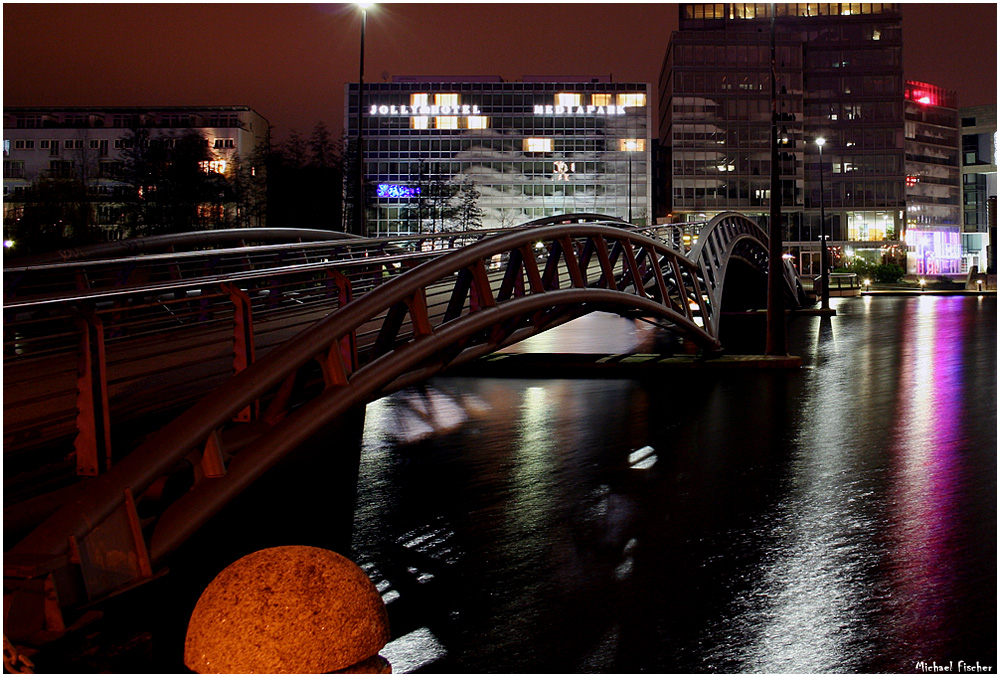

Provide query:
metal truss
left=3, top=214, right=802, bottom=646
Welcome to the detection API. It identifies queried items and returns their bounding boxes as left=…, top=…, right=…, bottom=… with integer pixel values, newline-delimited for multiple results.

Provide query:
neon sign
left=370, top=104, right=481, bottom=116
left=534, top=104, right=627, bottom=116
left=376, top=184, right=420, bottom=198
left=905, top=227, right=961, bottom=275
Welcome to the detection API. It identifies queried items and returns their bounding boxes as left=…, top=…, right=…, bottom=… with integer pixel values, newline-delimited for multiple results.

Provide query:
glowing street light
left=816, top=136, right=830, bottom=310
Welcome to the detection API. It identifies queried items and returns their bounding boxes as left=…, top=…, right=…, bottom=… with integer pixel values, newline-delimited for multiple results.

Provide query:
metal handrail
left=4, top=215, right=806, bottom=645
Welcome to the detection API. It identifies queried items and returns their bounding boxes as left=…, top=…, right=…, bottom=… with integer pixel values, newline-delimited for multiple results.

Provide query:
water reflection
left=351, top=300, right=996, bottom=673
left=707, top=298, right=885, bottom=672
left=887, top=297, right=968, bottom=661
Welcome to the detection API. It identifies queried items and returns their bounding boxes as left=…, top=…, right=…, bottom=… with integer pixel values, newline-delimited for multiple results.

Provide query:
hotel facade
left=345, top=76, right=652, bottom=237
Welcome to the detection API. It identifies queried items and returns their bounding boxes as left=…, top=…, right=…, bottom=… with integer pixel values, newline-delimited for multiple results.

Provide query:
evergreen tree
left=455, top=180, right=484, bottom=230
left=12, top=175, right=93, bottom=255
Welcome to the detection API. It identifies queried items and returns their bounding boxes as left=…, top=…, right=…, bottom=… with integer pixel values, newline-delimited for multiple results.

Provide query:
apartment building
left=3, top=106, right=269, bottom=239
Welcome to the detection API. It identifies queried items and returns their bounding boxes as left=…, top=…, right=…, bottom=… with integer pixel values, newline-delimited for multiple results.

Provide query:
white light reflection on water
left=709, top=297, right=885, bottom=672
left=380, top=626, right=447, bottom=673
left=501, top=312, right=661, bottom=354
left=509, top=386, right=558, bottom=535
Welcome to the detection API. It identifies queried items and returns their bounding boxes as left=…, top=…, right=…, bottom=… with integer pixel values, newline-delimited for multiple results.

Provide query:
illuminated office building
left=660, top=3, right=906, bottom=274
left=959, top=104, right=996, bottom=272
left=345, top=76, right=651, bottom=236
left=902, top=81, right=961, bottom=276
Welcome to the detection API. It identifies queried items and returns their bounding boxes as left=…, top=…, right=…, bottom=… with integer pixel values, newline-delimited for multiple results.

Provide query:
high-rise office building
left=660, top=3, right=906, bottom=274
left=345, top=77, right=652, bottom=237
left=959, top=104, right=996, bottom=272
left=902, top=81, right=961, bottom=276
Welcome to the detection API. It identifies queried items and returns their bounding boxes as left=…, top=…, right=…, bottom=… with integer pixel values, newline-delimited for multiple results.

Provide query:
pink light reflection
left=887, top=298, right=966, bottom=653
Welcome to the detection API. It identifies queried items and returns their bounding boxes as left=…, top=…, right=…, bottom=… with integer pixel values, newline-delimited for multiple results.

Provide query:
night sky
left=3, top=3, right=997, bottom=140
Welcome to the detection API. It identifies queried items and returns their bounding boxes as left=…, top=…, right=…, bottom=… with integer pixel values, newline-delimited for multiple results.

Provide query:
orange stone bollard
left=184, top=546, right=391, bottom=674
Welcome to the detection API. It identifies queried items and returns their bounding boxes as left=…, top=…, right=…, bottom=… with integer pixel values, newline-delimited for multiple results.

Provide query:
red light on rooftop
left=904, top=81, right=950, bottom=107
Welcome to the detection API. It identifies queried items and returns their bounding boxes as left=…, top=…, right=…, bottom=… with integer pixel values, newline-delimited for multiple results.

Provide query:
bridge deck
left=3, top=215, right=808, bottom=650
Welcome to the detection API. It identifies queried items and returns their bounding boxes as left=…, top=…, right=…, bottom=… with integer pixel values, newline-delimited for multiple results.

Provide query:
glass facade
left=661, top=4, right=905, bottom=273
left=958, top=105, right=996, bottom=272
left=959, top=106, right=997, bottom=231
left=903, top=81, right=960, bottom=229
left=345, top=78, right=651, bottom=237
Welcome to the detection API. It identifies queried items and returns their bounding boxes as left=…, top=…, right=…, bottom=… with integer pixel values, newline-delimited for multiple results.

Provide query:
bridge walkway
left=3, top=213, right=806, bottom=648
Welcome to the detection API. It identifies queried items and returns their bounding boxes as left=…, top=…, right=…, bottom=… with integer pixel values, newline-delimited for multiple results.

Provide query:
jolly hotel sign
left=369, top=104, right=630, bottom=116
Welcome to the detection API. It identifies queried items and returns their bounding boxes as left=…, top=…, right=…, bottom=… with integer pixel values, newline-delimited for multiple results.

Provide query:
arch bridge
left=3, top=212, right=806, bottom=645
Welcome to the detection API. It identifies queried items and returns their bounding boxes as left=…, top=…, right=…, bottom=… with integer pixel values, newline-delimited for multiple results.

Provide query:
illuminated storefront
left=905, top=226, right=962, bottom=276
left=345, top=77, right=651, bottom=236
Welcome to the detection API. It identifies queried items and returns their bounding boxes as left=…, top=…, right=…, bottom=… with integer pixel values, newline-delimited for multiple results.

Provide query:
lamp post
left=353, top=3, right=372, bottom=237
left=816, top=136, right=830, bottom=310
left=765, top=0, right=786, bottom=355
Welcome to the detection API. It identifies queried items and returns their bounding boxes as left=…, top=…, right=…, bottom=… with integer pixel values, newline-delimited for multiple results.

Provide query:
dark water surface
left=352, top=296, right=996, bottom=673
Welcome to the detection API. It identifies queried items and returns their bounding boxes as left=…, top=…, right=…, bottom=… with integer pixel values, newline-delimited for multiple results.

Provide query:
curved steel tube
left=5, top=214, right=805, bottom=644
left=10, top=223, right=713, bottom=558
left=5, top=228, right=363, bottom=267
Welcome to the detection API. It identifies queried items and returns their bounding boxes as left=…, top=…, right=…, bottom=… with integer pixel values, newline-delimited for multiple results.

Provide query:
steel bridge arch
left=683, top=212, right=808, bottom=333
left=5, top=216, right=803, bottom=643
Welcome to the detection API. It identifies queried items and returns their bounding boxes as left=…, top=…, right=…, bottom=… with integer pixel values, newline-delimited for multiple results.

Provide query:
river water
left=352, top=296, right=996, bottom=673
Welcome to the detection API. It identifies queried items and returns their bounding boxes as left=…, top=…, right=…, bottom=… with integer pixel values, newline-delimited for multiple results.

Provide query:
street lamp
left=353, top=3, right=373, bottom=237
left=624, top=139, right=638, bottom=222
left=816, top=136, right=830, bottom=310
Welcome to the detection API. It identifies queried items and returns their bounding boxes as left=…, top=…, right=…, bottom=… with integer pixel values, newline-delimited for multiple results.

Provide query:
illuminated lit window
left=411, top=93, right=429, bottom=107
left=592, top=94, right=612, bottom=106
left=466, top=116, right=489, bottom=129
left=411, top=116, right=429, bottom=129
left=435, top=116, right=458, bottom=129
left=523, top=138, right=552, bottom=153
left=435, top=93, right=459, bottom=106
left=199, top=159, right=227, bottom=174
left=619, top=139, right=646, bottom=152
left=617, top=93, right=647, bottom=107
left=556, top=93, right=582, bottom=107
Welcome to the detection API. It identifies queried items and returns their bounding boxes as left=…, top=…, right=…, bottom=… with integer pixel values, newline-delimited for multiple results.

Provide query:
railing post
left=326, top=270, right=358, bottom=375
left=221, top=283, right=257, bottom=422
left=73, top=308, right=112, bottom=476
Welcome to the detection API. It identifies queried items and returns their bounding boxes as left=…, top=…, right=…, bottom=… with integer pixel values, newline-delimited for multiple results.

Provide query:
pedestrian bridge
left=3, top=212, right=807, bottom=645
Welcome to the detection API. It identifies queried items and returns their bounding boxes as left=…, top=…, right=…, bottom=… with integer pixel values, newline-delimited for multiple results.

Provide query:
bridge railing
left=4, top=221, right=634, bottom=495
left=5, top=223, right=720, bottom=646
left=4, top=214, right=806, bottom=502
